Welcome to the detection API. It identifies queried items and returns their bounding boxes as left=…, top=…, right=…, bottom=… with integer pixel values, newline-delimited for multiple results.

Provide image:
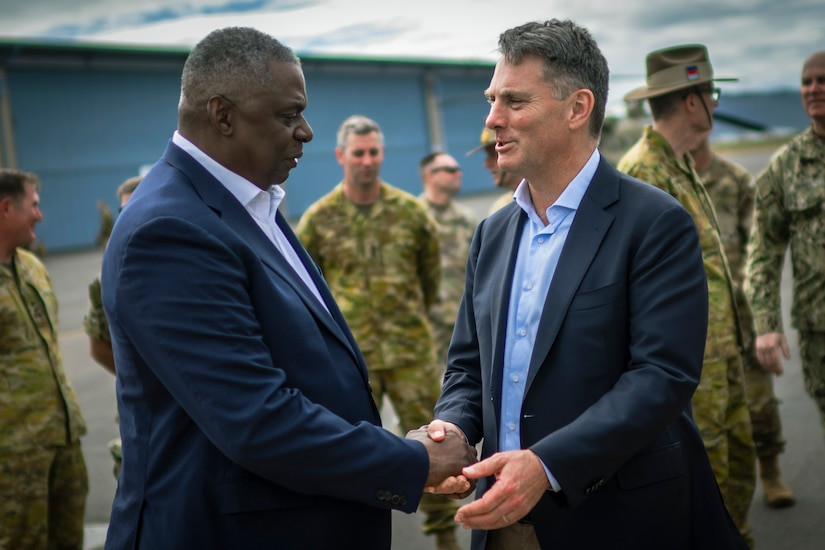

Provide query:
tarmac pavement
left=45, top=148, right=825, bottom=548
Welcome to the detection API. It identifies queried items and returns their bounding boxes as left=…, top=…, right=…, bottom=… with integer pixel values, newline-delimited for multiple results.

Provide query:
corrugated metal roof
left=0, top=37, right=495, bottom=70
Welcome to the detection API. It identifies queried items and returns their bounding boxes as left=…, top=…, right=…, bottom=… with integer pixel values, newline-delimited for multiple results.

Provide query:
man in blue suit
left=101, top=27, right=476, bottom=550
left=427, top=20, right=748, bottom=550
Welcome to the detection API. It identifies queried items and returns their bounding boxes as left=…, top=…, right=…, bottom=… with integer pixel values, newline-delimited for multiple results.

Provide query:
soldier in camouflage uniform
left=691, top=138, right=795, bottom=508
left=83, top=176, right=141, bottom=478
left=0, top=168, right=88, bottom=550
left=466, top=127, right=522, bottom=215
left=96, top=200, right=114, bottom=249
left=296, top=115, right=460, bottom=550
left=417, top=152, right=477, bottom=370
left=745, top=51, right=825, bottom=445
left=618, top=45, right=756, bottom=547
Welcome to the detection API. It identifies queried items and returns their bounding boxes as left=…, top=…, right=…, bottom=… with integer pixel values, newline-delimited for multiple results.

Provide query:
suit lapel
left=163, top=143, right=363, bottom=368
left=488, top=208, right=527, bottom=421
left=274, top=211, right=371, bottom=376
left=525, top=160, right=618, bottom=392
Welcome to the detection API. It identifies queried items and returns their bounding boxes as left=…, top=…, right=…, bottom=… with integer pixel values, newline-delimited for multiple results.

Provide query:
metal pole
left=423, top=70, right=445, bottom=152
left=0, top=68, right=19, bottom=169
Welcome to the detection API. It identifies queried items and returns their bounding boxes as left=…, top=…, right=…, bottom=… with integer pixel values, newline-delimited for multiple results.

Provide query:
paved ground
left=45, top=147, right=825, bottom=549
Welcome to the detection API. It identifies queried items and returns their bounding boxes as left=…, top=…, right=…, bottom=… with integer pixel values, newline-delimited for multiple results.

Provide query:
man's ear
left=206, top=95, right=234, bottom=136
left=568, top=89, right=594, bottom=131
left=0, top=196, right=11, bottom=217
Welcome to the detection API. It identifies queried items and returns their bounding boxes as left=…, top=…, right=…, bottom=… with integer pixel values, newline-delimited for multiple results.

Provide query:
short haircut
left=648, top=90, right=688, bottom=121
left=116, top=176, right=142, bottom=200
left=179, top=27, right=299, bottom=122
left=418, top=151, right=446, bottom=180
left=0, top=168, right=40, bottom=202
left=336, top=115, right=384, bottom=150
left=497, top=19, right=609, bottom=139
left=419, top=151, right=444, bottom=170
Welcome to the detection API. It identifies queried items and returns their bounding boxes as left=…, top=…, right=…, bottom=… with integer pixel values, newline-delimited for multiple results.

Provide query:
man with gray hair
left=102, top=28, right=475, bottom=549
left=427, top=20, right=746, bottom=549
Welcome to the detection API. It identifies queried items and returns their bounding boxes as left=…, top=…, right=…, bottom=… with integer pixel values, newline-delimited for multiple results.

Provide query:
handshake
left=406, top=421, right=478, bottom=499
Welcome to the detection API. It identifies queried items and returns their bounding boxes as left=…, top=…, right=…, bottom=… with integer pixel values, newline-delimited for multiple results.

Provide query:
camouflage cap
left=624, top=44, right=737, bottom=101
left=466, top=127, right=496, bottom=156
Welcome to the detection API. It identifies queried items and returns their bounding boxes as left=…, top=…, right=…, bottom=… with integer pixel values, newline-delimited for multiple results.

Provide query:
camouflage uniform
left=82, top=275, right=122, bottom=478
left=746, top=126, right=825, bottom=432
left=0, top=248, right=88, bottom=550
left=488, top=191, right=514, bottom=215
left=699, top=152, right=788, bottom=459
left=619, top=126, right=756, bottom=545
left=418, top=195, right=477, bottom=370
left=96, top=201, right=114, bottom=248
left=297, top=181, right=455, bottom=534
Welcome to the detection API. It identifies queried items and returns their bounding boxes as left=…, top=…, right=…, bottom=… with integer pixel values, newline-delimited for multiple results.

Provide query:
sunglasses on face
left=430, top=166, right=462, bottom=174
left=685, top=86, right=721, bottom=102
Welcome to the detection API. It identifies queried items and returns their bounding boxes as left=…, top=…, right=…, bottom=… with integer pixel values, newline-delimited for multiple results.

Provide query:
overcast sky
left=0, top=0, right=821, bottom=110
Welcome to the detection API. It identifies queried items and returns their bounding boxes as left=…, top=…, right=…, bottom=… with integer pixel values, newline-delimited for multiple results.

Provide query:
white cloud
left=0, top=0, right=820, bottom=114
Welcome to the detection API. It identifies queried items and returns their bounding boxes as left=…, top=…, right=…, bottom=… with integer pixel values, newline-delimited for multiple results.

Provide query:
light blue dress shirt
left=498, top=149, right=600, bottom=490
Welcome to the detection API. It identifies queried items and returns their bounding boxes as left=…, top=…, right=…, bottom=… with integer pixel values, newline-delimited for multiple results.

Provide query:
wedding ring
left=502, top=514, right=509, bottom=524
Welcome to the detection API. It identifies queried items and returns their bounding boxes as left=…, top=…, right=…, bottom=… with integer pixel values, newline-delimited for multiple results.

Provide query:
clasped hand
left=405, top=422, right=477, bottom=499
left=412, top=420, right=552, bottom=530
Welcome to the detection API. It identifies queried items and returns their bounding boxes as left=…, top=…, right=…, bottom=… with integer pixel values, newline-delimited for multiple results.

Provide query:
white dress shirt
left=172, top=131, right=329, bottom=313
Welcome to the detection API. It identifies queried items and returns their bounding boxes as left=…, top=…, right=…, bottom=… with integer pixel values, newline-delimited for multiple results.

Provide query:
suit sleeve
left=110, top=215, right=429, bottom=512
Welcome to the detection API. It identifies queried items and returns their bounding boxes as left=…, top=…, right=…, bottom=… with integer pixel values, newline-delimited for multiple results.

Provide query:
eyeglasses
left=430, top=166, right=462, bottom=174
left=685, top=86, right=721, bottom=102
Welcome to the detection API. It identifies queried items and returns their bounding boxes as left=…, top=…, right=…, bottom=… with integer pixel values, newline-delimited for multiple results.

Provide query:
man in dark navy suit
left=101, top=27, right=475, bottom=550
left=427, top=20, right=748, bottom=550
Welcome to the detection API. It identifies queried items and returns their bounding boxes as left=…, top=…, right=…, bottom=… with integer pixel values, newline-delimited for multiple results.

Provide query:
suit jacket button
left=391, top=495, right=401, bottom=505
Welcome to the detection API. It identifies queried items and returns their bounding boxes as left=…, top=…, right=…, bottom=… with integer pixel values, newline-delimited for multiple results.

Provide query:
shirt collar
left=171, top=131, right=285, bottom=218
left=513, top=148, right=600, bottom=223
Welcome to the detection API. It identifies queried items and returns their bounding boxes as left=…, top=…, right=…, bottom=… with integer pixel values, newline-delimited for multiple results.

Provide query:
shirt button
left=526, top=282, right=533, bottom=290
left=537, top=237, right=544, bottom=243
left=512, top=375, right=519, bottom=382
left=509, top=423, right=516, bottom=431
left=520, top=329, right=527, bottom=337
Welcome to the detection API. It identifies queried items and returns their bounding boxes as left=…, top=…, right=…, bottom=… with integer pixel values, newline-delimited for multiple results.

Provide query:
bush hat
left=466, top=127, right=496, bottom=156
left=624, top=44, right=737, bottom=101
